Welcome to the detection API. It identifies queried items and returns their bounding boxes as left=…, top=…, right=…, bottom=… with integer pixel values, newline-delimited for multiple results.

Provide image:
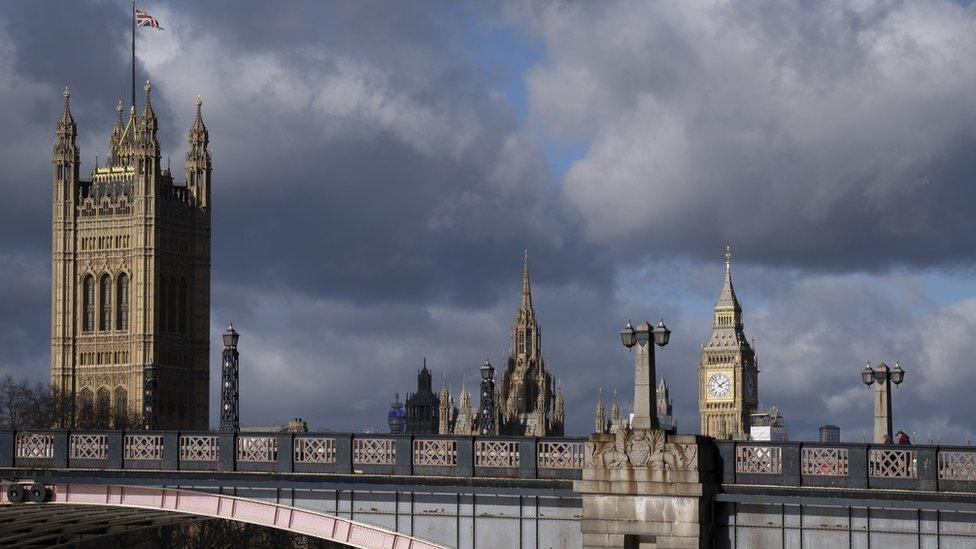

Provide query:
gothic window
left=168, top=275, right=178, bottom=335
left=116, top=273, right=129, bottom=330
left=178, top=277, right=188, bottom=335
left=99, top=274, right=111, bottom=331
left=78, top=388, right=94, bottom=428
left=95, top=387, right=111, bottom=427
left=82, top=276, right=95, bottom=332
left=114, top=387, right=128, bottom=427
left=160, top=277, right=168, bottom=332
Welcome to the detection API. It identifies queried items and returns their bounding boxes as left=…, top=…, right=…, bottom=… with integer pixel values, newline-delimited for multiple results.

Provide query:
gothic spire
left=715, top=245, right=741, bottom=313
left=58, top=86, right=75, bottom=130
left=108, top=100, right=124, bottom=164
left=54, top=86, right=78, bottom=160
left=139, top=81, right=160, bottom=155
left=188, top=95, right=209, bottom=145
left=520, top=248, right=533, bottom=311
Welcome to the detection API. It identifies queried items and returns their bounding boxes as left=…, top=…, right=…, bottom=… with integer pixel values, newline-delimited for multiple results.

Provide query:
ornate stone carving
left=587, top=427, right=698, bottom=472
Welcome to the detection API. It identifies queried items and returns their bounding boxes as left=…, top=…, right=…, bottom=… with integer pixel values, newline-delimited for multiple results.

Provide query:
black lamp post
left=620, top=318, right=671, bottom=430
left=220, top=325, right=240, bottom=432
left=479, top=359, right=496, bottom=435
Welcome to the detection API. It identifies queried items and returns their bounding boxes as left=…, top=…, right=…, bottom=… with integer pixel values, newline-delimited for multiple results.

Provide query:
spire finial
left=725, top=245, right=732, bottom=271
left=520, top=248, right=532, bottom=310
left=196, top=95, right=203, bottom=109
left=116, top=99, right=124, bottom=119
left=63, top=85, right=71, bottom=104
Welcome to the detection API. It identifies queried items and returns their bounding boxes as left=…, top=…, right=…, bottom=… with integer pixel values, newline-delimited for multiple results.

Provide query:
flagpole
left=131, top=1, right=136, bottom=109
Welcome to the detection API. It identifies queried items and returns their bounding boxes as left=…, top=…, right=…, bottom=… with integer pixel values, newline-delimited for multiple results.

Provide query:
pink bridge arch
left=6, top=483, right=443, bottom=549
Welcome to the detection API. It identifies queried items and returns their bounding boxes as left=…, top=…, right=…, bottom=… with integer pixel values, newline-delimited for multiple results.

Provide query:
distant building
left=657, top=378, right=677, bottom=433
left=749, top=408, right=788, bottom=441
left=240, top=418, right=309, bottom=433
left=699, top=247, right=759, bottom=439
left=405, top=251, right=566, bottom=437
left=388, top=393, right=406, bottom=434
left=405, top=360, right=439, bottom=434
left=613, top=380, right=676, bottom=434
left=497, top=250, right=565, bottom=436
left=820, top=424, right=840, bottom=443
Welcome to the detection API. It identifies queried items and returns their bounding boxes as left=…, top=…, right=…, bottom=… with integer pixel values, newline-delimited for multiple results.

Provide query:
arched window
left=82, top=276, right=95, bottom=332
left=113, top=387, right=128, bottom=428
left=99, top=274, right=111, bottom=331
left=78, top=388, right=94, bottom=428
left=116, top=273, right=129, bottom=330
left=178, top=277, right=188, bottom=334
left=95, top=387, right=111, bottom=427
left=160, top=277, right=168, bottom=332
left=169, top=275, right=178, bottom=334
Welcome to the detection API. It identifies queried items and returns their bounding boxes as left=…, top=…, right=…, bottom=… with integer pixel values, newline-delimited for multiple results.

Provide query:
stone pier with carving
left=576, top=426, right=714, bottom=548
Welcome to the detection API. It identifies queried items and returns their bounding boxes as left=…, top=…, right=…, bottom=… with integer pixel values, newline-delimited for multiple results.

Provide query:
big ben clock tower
left=699, top=246, right=758, bottom=438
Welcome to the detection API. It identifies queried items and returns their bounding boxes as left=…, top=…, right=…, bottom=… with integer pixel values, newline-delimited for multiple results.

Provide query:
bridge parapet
left=0, top=430, right=586, bottom=480
left=717, top=440, right=976, bottom=493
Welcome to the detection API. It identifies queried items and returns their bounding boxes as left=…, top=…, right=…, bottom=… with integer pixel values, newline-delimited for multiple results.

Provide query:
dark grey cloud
left=514, top=0, right=976, bottom=271
left=1, top=1, right=975, bottom=441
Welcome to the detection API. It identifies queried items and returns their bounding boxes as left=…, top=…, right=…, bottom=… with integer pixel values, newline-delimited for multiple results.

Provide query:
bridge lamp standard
left=860, top=361, right=905, bottom=444
left=479, top=359, right=496, bottom=436
left=620, top=319, right=671, bottom=430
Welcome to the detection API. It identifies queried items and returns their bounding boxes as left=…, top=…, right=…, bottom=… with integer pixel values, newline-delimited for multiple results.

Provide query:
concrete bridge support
left=575, top=429, right=713, bottom=548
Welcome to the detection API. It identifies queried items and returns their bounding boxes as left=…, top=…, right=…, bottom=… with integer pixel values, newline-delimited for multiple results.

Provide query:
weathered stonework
left=50, top=85, right=211, bottom=430
left=575, top=427, right=715, bottom=548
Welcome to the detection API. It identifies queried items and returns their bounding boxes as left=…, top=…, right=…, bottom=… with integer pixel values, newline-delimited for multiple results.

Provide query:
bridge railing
left=0, top=430, right=586, bottom=480
left=716, top=440, right=976, bottom=493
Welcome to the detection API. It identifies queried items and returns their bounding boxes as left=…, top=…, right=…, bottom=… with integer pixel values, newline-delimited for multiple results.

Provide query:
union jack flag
left=135, top=7, right=164, bottom=30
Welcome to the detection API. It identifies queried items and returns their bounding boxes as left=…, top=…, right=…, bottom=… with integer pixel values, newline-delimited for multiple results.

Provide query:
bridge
left=3, top=431, right=976, bottom=547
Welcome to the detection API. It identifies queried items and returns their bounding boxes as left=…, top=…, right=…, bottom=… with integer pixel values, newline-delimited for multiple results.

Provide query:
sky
left=2, top=0, right=976, bottom=443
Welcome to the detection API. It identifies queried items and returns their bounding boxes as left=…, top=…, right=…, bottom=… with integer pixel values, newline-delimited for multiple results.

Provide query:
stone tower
left=498, top=250, right=562, bottom=436
left=51, top=84, right=211, bottom=430
left=405, top=359, right=440, bottom=434
left=699, top=246, right=758, bottom=438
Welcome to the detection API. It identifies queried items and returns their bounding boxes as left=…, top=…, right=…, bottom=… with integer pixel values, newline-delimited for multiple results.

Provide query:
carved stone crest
left=587, top=427, right=698, bottom=472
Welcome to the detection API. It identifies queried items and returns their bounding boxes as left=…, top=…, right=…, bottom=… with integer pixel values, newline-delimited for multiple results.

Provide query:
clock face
left=745, top=376, right=756, bottom=398
left=707, top=372, right=732, bottom=398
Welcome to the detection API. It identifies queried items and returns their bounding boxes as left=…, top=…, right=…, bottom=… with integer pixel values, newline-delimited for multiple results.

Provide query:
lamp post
left=860, top=361, right=905, bottom=443
left=479, top=359, right=496, bottom=435
left=620, top=319, right=671, bottom=430
left=220, top=325, right=240, bottom=432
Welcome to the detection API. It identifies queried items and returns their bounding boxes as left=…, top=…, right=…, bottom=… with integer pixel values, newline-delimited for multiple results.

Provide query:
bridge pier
left=576, top=429, right=714, bottom=548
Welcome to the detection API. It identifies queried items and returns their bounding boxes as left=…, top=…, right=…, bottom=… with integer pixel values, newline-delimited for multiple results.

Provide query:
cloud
left=0, top=1, right=975, bottom=443
left=515, top=0, right=976, bottom=270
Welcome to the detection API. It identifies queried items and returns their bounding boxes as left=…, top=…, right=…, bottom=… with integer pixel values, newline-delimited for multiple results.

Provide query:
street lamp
left=620, top=318, right=671, bottom=430
left=890, top=361, right=905, bottom=385
left=860, top=361, right=906, bottom=443
left=620, top=321, right=636, bottom=348
left=861, top=363, right=874, bottom=386
left=479, top=359, right=496, bottom=435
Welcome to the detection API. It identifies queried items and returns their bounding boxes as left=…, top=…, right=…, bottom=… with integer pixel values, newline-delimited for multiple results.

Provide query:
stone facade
left=50, top=85, right=211, bottom=430
left=577, top=426, right=714, bottom=548
left=498, top=250, right=564, bottom=436
left=698, top=247, right=758, bottom=439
